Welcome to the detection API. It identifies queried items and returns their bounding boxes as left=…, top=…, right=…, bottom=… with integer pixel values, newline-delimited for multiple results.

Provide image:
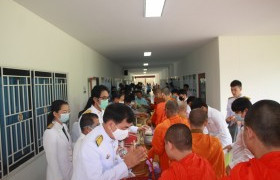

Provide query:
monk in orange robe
left=189, top=109, right=225, bottom=179
left=223, top=100, right=280, bottom=180
left=151, top=87, right=174, bottom=126
left=159, top=124, right=216, bottom=180
left=148, top=100, right=189, bottom=171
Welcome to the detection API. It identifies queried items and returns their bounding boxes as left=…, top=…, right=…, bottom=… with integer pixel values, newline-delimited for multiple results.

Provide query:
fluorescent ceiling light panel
left=144, top=52, right=152, bottom=56
left=143, top=69, right=147, bottom=71
left=145, top=0, right=165, bottom=17
left=143, top=72, right=147, bottom=74
left=143, top=63, right=149, bottom=66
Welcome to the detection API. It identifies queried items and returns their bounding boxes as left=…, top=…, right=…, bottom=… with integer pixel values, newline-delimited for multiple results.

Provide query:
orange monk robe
left=159, top=153, right=217, bottom=180
left=191, top=129, right=226, bottom=179
left=223, top=151, right=280, bottom=180
left=151, top=102, right=166, bottom=126
left=148, top=115, right=189, bottom=171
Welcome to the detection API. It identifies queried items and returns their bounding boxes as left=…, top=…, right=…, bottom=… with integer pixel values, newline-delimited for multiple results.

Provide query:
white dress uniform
left=207, top=106, right=232, bottom=148
left=43, top=121, right=73, bottom=180
left=72, top=133, right=85, bottom=170
left=71, top=125, right=129, bottom=180
left=71, top=105, right=104, bottom=143
left=229, top=127, right=254, bottom=168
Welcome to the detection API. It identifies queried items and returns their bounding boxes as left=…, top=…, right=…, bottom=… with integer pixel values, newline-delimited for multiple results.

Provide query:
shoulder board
left=83, top=109, right=92, bottom=114
left=47, top=123, right=54, bottom=129
left=228, top=97, right=234, bottom=99
left=95, top=135, right=103, bottom=147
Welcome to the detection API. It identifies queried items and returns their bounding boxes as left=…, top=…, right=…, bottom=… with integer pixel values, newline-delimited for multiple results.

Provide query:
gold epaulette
left=83, top=109, right=92, bottom=114
left=95, top=135, right=103, bottom=147
left=243, top=96, right=251, bottom=100
left=47, top=123, right=54, bottom=129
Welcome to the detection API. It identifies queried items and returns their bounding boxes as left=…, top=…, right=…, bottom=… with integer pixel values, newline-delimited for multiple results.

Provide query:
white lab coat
left=72, top=133, right=85, bottom=170
left=71, top=125, right=129, bottom=180
left=207, top=106, right=232, bottom=148
left=43, top=121, right=73, bottom=180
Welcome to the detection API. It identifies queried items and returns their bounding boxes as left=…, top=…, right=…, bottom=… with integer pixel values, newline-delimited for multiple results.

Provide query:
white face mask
left=119, top=101, right=124, bottom=104
left=112, top=124, right=129, bottom=141
left=60, top=113, right=70, bottom=123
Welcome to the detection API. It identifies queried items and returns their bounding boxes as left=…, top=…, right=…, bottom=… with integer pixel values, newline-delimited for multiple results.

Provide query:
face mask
left=179, top=97, right=184, bottom=101
left=100, top=99, right=109, bottom=110
left=119, top=101, right=124, bottom=104
left=235, top=114, right=244, bottom=121
left=112, top=125, right=129, bottom=141
left=60, top=113, right=70, bottom=123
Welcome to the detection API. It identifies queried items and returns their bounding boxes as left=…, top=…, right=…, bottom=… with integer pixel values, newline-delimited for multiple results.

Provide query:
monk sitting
left=223, top=100, right=280, bottom=180
left=190, top=109, right=226, bottom=179
left=159, top=124, right=216, bottom=180
left=151, top=88, right=173, bottom=127
left=148, top=100, right=189, bottom=171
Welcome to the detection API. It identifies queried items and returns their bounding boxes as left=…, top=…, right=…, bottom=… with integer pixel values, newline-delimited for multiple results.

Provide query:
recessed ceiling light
left=144, top=52, right=152, bottom=56
left=143, top=72, right=147, bottom=74
left=143, top=63, right=149, bottom=66
left=145, top=0, right=166, bottom=17
left=143, top=69, right=147, bottom=71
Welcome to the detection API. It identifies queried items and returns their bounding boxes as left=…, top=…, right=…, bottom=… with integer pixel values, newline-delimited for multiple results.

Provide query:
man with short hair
left=151, top=87, right=173, bottom=126
left=72, top=103, right=147, bottom=180
left=73, top=113, right=99, bottom=168
left=224, top=100, right=280, bottom=179
left=226, top=80, right=244, bottom=141
left=191, top=98, right=232, bottom=148
left=178, top=89, right=188, bottom=102
left=190, top=109, right=225, bottom=178
left=186, top=96, right=196, bottom=117
left=149, top=100, right=189, bottom=171
left=159, top=124, right=216, bottom=180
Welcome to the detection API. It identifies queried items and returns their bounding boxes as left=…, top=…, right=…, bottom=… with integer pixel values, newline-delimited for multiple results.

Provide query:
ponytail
left=47, top=100, right=68, bottom=126
left=78, top=97, right=93, bottom=118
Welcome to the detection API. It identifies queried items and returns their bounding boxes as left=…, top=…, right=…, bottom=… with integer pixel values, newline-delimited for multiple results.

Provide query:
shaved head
left=165, top=100, right=179, bottom=118
left=165, top=124, right=192, bottom=151
left=178, top=101, right=187, bottom=111
left=245, top=100, right=280, bottom=147
left=161, top=87, right=171, bottom=96
left=189, top=109, right=208, bottom=127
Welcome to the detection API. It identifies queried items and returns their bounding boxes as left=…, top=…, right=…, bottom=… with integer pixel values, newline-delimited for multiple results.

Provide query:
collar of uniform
left=207, top=106, right=213, bottom=118
left=53, top=120, right=64, bottom=130
left=91, top=105, right=103, bottom=115
left=100, top=124, right=116, bottom=143
left=79, top=133, right=86, bottom=139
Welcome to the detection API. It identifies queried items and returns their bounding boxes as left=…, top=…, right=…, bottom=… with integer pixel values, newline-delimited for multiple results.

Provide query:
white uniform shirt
left=207, top=106, right=232, bottom=148
left=229, top=127, right=254, bottom=168
left=186, top=104, right=191, bottom=118
left=71, top=105, right=104, bottom=143
left=71, top=125, right=129, bottom=180
left=72, top=133, right=85, bottom=169
left=43, top=121, right=73, bottom=180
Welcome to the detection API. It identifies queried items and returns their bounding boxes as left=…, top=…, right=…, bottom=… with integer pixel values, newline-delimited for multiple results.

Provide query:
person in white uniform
left=226, top=80, right=244, bottom=141
left=71, top=103, right=147, bottom=180
left=72, top=113, right=99, bottom=169
left=223, top=97, right=254, bottom=174
left=191, top=98, right=232, bottom=148
left=43, top=100, right=73, bottom=180
left=71, top=85, right=109, bottom=143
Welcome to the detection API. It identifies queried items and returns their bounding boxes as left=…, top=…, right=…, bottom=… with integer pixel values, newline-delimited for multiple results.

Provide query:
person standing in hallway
left=43, top=100, right=73, bottom=180
left=72, top=113, right=100, bottom=170
left=71, top=103, right=147, bottom=180
left=71, top=85, right=109, bottom=143
left=191, top=98, right=232, bottom=148
left=226, top=80, right=246, bottom=141
left=183, top=84, right=193, bottom=97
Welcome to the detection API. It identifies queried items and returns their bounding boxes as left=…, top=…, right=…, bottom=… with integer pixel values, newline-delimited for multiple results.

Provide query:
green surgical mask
left=100, top=99, right=109, bottom=110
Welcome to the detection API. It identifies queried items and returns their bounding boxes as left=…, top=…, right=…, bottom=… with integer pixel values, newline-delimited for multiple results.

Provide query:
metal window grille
left=0, top=68, right=68, bottom=179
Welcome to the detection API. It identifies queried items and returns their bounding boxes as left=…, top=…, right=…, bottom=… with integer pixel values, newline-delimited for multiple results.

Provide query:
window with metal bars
left=0, top=67, right=68, bottom=178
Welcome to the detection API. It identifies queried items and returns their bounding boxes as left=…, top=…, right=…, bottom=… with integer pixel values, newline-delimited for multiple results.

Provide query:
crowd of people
left=43, top=80, right=280, bottom=180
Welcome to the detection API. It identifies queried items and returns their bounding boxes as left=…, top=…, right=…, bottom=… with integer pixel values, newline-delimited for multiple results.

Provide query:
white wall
left=177, top=38, right=221, bottom=110
left=219, top=36, right=280, bottom=115
left=0, top=0, right=122, bottom=179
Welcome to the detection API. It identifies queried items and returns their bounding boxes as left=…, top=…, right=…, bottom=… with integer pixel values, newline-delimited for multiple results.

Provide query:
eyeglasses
left=99, top=96, right=109, bottom=100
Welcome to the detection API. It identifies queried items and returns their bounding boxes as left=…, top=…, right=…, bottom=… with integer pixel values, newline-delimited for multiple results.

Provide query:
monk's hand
left=123, top=146, right=147, bottom=169
left=223, top=145, right=232, bottom=152
left=226, top=116, right=235, bottom=123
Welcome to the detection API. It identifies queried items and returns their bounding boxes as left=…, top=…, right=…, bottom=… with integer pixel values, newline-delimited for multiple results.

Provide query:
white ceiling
left=15, top=0, right=280, bottom=71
